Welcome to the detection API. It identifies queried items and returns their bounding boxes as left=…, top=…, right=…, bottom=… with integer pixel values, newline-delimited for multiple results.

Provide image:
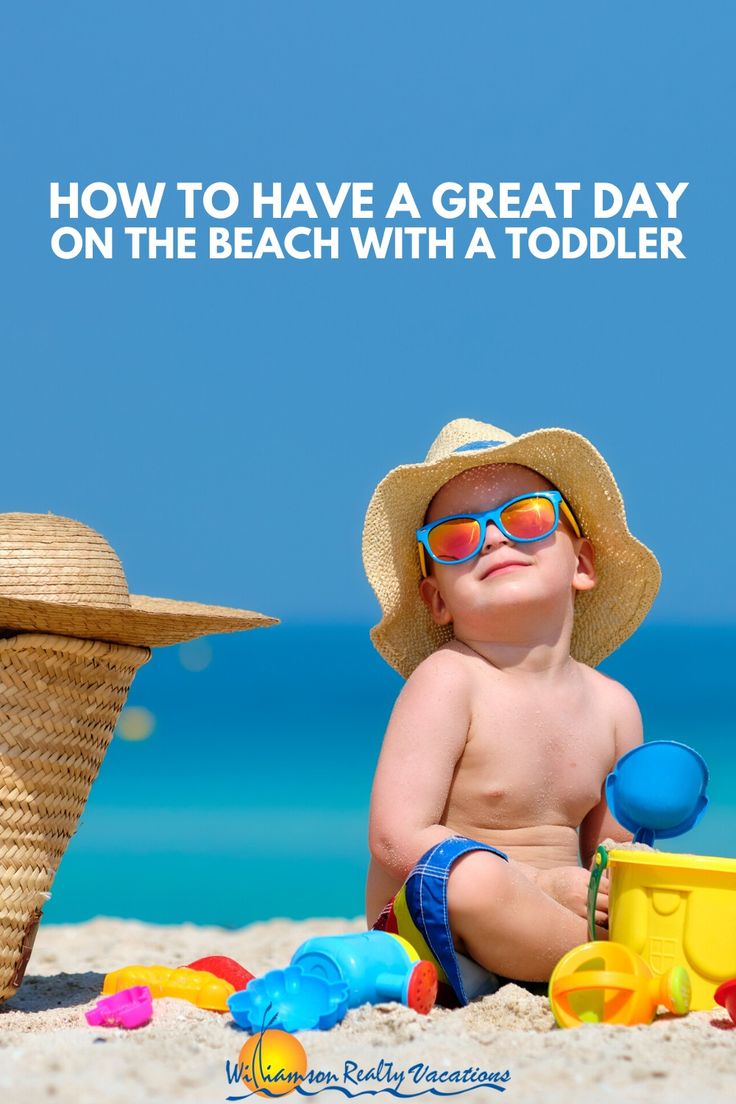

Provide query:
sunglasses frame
left=416, top=491, right=581, bottom=577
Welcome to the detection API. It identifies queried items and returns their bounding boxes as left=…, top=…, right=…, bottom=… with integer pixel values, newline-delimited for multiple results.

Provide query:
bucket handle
left=587, top=844, right=608, bottom=941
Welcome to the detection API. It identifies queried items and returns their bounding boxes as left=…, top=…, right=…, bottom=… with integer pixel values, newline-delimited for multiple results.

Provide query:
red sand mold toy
left=185, top=955, right=254, bottom=993
left=714, top=980, right=736, bottom=1024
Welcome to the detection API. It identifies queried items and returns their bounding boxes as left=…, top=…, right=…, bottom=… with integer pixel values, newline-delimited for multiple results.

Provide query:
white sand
left=1, top=916, right=735, bottom=1103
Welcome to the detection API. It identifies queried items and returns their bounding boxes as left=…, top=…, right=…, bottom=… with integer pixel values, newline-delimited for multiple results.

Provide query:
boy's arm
left=578, top=681, right=644, bottom=869
left=368, top=650, right=471, bottom=881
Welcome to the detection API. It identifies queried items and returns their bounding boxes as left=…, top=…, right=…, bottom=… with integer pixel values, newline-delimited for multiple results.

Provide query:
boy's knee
left=446, top=849, right=511, bottom=922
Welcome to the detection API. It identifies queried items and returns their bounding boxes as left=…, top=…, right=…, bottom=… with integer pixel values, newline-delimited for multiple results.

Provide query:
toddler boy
left=361, top=418, right=660, bottom=1005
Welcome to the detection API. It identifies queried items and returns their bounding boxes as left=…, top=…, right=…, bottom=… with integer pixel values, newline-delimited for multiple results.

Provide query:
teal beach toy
left=228, top=966, right=349, bottom=1033
left=291, top=931, right=437, bottom=1015
left=605, top=740, right=709, bottom=847
left=588, top=740, right=711, bottom=941
left=229, top=932, right=438, bottom=1034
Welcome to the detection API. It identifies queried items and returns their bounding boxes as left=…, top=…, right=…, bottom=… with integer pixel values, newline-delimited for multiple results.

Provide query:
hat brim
left=363, top=426, right=661, bottom=677
left=0, top=592, right=278, bottom=647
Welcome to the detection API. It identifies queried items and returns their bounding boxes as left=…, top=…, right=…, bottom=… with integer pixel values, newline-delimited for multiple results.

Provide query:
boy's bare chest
left=449, top=684, right=615, bottom=829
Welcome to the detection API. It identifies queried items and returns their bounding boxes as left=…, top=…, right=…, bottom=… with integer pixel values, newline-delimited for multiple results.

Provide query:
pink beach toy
left=85, top=985, right=153, bottom=1029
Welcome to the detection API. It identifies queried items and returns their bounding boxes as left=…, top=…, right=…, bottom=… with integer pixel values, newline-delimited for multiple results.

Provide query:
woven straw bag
left=0, top=632, right=150, bottom=1001
left=0, top=511, right=275, bottom=1003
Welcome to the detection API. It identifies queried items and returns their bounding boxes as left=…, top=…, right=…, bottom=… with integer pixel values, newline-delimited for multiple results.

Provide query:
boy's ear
left=572, top=538, right=596, bottom=592
left=419, top=575, right=453, bottom=626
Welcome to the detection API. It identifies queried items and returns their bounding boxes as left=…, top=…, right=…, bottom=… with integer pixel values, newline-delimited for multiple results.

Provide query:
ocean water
left=42, top=623, right=736, bottom=926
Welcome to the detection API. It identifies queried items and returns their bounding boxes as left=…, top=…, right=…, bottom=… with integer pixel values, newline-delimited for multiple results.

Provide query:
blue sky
left=3, top=2, right=734, bottom=626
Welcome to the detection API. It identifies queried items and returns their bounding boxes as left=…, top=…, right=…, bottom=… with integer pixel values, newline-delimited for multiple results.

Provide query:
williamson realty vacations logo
left=225, top=1010, right=512, bottom=1099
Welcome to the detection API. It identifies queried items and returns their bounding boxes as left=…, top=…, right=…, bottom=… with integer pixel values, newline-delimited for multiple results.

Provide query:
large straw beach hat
left=0, top=513, right=277, bottom=1002
left=362, top=417, right=661, bottom=679
left=0, top=512, right=277, bottom=645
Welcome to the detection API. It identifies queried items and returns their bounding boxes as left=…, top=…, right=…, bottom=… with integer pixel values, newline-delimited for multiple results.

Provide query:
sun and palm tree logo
left=229, top=1006, right=308, bottom=1099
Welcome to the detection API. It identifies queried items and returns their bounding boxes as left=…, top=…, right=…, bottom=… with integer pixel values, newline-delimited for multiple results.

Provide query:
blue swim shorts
left=371, top=835, right=547, bottom=1007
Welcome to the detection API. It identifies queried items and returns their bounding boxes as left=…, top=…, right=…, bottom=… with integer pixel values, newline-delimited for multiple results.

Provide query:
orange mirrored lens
left=500, top=496, right=556, bottom=539
left=427, top=517, right=481, bottom=561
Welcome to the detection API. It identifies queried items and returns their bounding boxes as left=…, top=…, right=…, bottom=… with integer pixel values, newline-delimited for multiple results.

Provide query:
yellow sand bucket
left=607, top=849, right=736, bottom=1010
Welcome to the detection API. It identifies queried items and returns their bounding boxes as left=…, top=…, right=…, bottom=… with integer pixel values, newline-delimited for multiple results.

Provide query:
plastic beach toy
left=228, top=931, right=438, bottom=1034
left=714, top=979, right=736, bottom=1024
left=549, top=941, right=691, bottom=1028
left=185, top=956, right=254, bottom=993
left=605, top=740, right=709, bottom=846
left=588, top=742, right=736, bottom=1011
left=590, top=844, right=736, bottom=1010
left=85, top=986, right=153, bottom=1029
left=103, top=965, right=235, bottom=1011
left=291, top=932, right=438, bottom=1015
left=229, top=966, right=349, bottom=1033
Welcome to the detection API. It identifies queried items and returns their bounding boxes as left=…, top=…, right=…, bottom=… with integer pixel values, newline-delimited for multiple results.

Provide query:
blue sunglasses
left=416, top=491, right=581, bottom=577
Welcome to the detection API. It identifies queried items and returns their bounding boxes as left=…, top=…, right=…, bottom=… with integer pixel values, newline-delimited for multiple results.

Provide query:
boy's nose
left=482, top=521, right=510, bottom=551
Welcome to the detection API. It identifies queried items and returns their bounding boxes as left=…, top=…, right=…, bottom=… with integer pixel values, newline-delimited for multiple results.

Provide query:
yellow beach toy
left=587, top=742, right=736, bottom=1010
left=548, top=940, right=691, bottom=1028
left=604, top=848, right=736, bottom=1010
left=103, top=965, right=235, bottom=1011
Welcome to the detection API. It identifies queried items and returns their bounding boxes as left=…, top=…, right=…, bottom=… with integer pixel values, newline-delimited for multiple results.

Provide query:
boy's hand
left=537, top=866, right=609, bottom=925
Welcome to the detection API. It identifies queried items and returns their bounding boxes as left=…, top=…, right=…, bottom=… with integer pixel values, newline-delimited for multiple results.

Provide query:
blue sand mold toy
left=605, top=740, right=709, bottom=847
left=228, top=966, right=349, bottom=1033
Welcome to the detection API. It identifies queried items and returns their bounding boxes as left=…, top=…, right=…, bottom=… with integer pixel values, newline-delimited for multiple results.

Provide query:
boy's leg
left=447, top=850, right=601, bottom=981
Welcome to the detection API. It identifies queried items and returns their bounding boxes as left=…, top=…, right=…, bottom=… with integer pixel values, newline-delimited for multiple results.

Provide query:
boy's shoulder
left=391, top=644, right=474, bottom=734
left=580, top=663, right=640, bottom=708
left=578, top=662, right=643, bottom=745
left=404, top=641, right=475, bottom=691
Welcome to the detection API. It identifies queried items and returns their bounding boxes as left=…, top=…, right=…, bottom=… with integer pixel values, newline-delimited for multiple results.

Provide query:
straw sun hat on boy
left=362, top=418, right=661, bottom=679
left=0, top=512, right=277, bottom=645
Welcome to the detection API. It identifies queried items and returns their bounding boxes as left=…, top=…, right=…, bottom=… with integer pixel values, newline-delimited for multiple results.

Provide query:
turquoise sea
left=44, top=624, right=736, bottom=927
